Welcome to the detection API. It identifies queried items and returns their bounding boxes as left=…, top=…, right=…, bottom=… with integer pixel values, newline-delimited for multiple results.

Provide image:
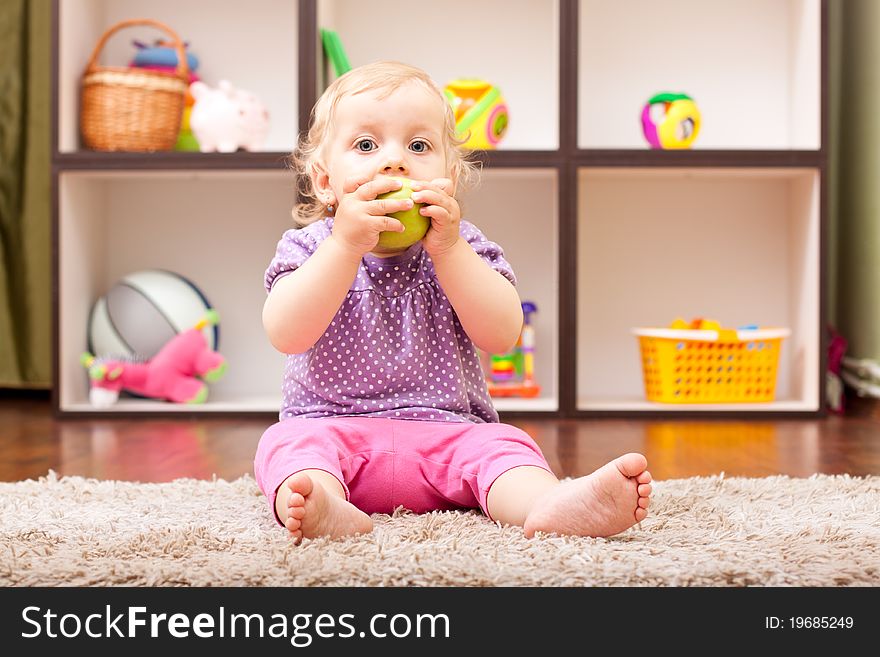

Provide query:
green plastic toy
left=321, top=29, right=351, bottom=77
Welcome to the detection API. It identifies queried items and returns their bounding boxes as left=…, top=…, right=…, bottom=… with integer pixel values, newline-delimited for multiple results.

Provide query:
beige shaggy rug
left=1, top=472, right=878, bottom=587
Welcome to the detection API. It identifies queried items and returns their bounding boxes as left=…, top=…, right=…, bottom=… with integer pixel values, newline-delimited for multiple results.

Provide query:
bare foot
left=282, top=473, right=373, bottom=543
left=523, top=453, right=652, bottom=538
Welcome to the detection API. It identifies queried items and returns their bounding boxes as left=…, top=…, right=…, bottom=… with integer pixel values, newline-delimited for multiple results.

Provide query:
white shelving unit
left=52, top=0, right=826, bottom=417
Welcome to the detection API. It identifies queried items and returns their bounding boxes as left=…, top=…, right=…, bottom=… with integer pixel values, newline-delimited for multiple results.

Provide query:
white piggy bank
left=189, top=80, right=270, bottom=152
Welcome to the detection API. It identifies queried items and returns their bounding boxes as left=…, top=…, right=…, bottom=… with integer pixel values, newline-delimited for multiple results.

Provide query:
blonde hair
left=290, top=60, right=479, bottom=226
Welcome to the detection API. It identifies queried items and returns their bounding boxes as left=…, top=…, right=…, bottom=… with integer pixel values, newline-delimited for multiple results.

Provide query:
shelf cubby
left=578, top=0, right=821, bottom=151
left=576, top=167, right=821, bottom=414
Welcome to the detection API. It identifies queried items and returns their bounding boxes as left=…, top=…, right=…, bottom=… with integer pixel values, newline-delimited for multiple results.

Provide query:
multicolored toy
left=484, top=301, right=540, bottom=398
left=641, top=92, right=701, bottom=149
left=129, top=39, right=202, bottom=151
left=81, top=311, right=227, bottom=408
left=445, top=79, right=509, bottom=150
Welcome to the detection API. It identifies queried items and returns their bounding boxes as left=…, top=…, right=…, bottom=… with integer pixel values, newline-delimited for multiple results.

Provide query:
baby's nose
left=382, top=160, right=408, bottom=175
left=381, top=148, right=408, bottom=175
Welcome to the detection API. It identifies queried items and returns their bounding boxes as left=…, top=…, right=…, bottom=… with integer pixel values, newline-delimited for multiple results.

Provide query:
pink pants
left=254, top=416, right=552, bottom=525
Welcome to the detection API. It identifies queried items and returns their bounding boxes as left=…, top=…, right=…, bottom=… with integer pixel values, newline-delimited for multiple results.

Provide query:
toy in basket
left=483, top=302, right=541, bottom=398
left=633, top=318, right=790, bottom=403
left=80, top=19, right=189, bottom=152
left=129, top=38, right=202, bottom=151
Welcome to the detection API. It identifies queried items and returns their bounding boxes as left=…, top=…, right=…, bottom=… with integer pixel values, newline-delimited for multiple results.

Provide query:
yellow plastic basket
left=634, top=326, right=790, bottom=403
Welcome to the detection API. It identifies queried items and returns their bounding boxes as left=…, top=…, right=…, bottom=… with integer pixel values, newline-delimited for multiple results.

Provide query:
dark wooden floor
left=2, top=394, right=879, bottom=482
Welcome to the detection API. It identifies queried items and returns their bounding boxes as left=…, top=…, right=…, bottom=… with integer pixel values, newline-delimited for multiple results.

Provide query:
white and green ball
left=87, top=269, right=217, bottom=359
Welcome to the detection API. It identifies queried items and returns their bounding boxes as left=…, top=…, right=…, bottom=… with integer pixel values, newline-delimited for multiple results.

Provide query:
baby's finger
left=342, top=173, right=375, bottom=195
left=411, top=188, right=451, bottom=209
left=430, top=178, right=454, bottom=194
left=419, top=203, right=449, bottom=223
left=373, top=216, right=405, bottom=233
left=409, top=179, right=438, bottom=193
left=367, top=197, right=414, bottom=216
left=356, top=176, right=404, bottom=201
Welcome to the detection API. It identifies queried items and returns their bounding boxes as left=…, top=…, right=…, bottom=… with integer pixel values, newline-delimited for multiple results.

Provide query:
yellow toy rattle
left=444, top=79, right=509, bottom=150
left=641, top=92, right=701, bottom=149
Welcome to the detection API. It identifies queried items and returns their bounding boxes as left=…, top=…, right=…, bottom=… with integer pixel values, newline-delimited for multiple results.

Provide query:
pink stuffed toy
left=81, top=311, right=227, bottom=407
left=189, top=80, right=270, bottom=152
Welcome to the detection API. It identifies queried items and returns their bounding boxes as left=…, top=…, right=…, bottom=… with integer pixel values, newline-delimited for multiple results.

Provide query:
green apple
left=375, top=177, right=428, bottom=249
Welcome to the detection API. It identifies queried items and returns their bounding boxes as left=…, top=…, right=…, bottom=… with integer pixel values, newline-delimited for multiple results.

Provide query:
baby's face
left=321, top=81, right=450, bottom=199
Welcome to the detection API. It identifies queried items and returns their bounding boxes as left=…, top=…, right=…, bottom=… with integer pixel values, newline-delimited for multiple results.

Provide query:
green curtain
left=0, top=0, right=50, bottom=388
left=832, top=0, right=880, bottom=359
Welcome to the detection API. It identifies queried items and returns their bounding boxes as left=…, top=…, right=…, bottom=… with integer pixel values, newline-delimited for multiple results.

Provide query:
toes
left=638, top=483, right=652, bottom=497
left=637, top=496, right=650, bottom=509
left=285, top=517, right=301, bottom=532
left=634, top=507, right=648, bottom=522
left=288, top=492, right=305, bottom=508
left=289, top=505, right=306, bottom=520
left=616, top=453, right=648, bottom=478
left=288, top=472, right=314, bottom=497
left=289, top=529, right=303, bottom=544
left=636, top=470, right=652, bottom=484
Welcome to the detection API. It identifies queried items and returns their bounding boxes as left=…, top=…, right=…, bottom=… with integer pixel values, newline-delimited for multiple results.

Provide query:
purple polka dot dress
left=265, top=217, right=516, bottom=424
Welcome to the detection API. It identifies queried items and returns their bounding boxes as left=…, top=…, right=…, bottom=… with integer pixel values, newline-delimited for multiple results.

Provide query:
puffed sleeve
left=458, top=219, right=517, bottom=286
left=264, top=220, right=331, bottom=293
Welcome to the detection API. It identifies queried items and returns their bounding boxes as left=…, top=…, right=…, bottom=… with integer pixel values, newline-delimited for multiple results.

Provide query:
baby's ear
left=310, top=160, right=336, bottom=206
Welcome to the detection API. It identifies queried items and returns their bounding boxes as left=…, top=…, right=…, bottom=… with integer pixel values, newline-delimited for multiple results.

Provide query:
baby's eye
left=355, top=138, right=376, bottom=152
left=409, top=140, right=430, bottom=153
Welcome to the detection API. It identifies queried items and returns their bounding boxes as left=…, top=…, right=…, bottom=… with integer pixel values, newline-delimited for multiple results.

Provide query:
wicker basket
left=80, top=19, right=189, bottom=152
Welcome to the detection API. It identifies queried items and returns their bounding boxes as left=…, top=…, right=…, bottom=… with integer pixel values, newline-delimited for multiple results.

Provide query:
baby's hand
left=330, top=175, right=410, bottom=257
left=412, top=178, right=461, bottom=258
